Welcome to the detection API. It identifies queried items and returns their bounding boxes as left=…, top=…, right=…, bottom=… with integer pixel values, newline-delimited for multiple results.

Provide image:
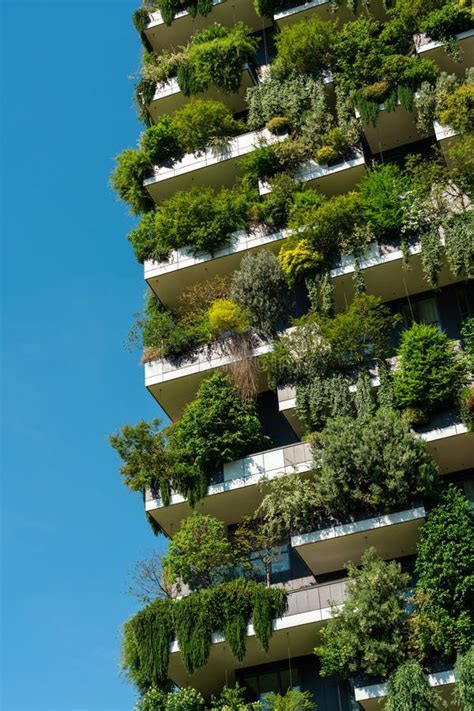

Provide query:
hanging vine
left=444, top=211, right=474, bottom=279
left=420, top=226, right=442, bottom=288
left=123, top=580, right=287, bottom=689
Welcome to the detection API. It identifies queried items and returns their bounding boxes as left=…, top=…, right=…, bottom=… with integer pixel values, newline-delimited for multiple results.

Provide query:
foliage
left=455, top=646, right=474, bottom=711
left=210, top=684, right=260, bottom=710
left=128, top=552, right=175, bottom=604
left=420, top=4, right=472, bottom=47
left=260, top=690, right=316, bottom=710
left=316, top=548, right=410, bottom=678
left=155, top=0, right=213, bottom=26
left=313, top=405, right=438, bottom=520
left=132, top=184, right=250, bottom=262
left=233, top=515, right=284, bottom=587
left=208, top=299, right=251, bottom=336
left=177, top=274, right=231, bottom=324
left=385, top=660, right=440, bottom=711
left=241, top=145, right=281, bottom=185
left=438, top=83, right=474, bottom=134
left=262, top=294, right=395, bottom=389
left=111, top=148, right=153, bottom=215
left=250, top=174, right=300, bottom=229
left=257, top=471, right=321, bottom=539
left=171, top=99, right=244, bottom=154
left=443, top=211, right=474, bottom=280
left=278, top=238, right=323, bottom=285
left=393, top=323, right=466, bottom=415
left=176, top=23, right=258, bottom=96
left=295, top=373, right=354, bottom=432
left=135, top=293, right=209, bottom=364
left=140, top=116, right=181, bottom=164
left=170, top=373, right=269, bottom=503
left=124, top=580, right=284, bottom=692
left=272, top=17, right=337, bottom=78
left=360, top=163, right=409, bottom=237
left=461, top=316, right=474, bottom=371
left=122, top=597, right=175, bottom=693
left=135, top=686, right=206, bottom=711
left=460, top=384, right=474, bottom=432
left=288, top=191, right=364, bottom=256
left=411, top=486, right=474, bottom=662
left=109, top=419, right=170, bottom=500
left=164, top=512, right=237, bottom=590
left=231, top=250, right=289, bottom=337
left=133, top=8, right=151, bottom=36
left=266, top=116, right=292, bottom=135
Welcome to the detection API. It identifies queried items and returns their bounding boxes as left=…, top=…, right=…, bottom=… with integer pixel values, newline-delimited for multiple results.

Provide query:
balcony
left=144, top=129, right=285, bottom=203
left=328, top=239, right=461, bottom=313
left=145, top=335, right=271, bottom=420
left=273, top=0, right=387, bottom=28
left=146, top=441, right=312, bottom=536
left=415, top=29, right=474, bottom=77
left=167, top=579, right=347, bottom=697
left=434, top=121, right=459, bottom=164
left=354, top=669, right=456, bottom=710
left=356, top=102, right=433, bottom=154
left=143, top=0, right=270, bottom=54
left=147, top=64, right=256, bottom=122
left=417, top=412, right=474, bottom=475
left=291, top=506, right=425, bottom=576
left=145, top=226, right=291, bottom=311
left=259, top=151, right=366, bottom=198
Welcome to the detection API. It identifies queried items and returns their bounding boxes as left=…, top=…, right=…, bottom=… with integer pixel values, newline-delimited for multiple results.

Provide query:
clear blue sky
left=1, top=2, right=168, bottom=709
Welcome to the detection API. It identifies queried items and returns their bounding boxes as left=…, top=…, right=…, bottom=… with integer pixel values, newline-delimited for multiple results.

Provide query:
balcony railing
left=144, top=128, right=286, bottom=202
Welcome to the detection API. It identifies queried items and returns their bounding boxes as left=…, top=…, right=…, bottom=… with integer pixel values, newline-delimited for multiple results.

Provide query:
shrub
left=290, top=191, right=363, bottom=256
left=241, top=145, right=280, bottom=185
left=272, top=17, right=337, bottom=78
left=266, top=116, right=292, bottom=135
left=460, top=384, right=474, bottom=431
left=140, top=116, right=181, bottom=164
left=411, top=486, right=474, bottom=662
left=295, top=373, right=355, bottom=433
left=262, top=294, right=395, bottom=388
left=438, top=83, right=474, bottom=134
left=143, top=185, right=249, bottom=260
left=177, top=274, right=231, bottom=324
left=360, top=163, right=410, bottom=236
left=176, top=23, right=258, bottom=96
left=165, top=688, right=205, bottom=711
left=316, top=548, right=410, bottom=678
left=260, top=690, right=316, bottom=710
left=420, top=4, right=472, bottom=46
left=172, top=99, right=244, bottom=154
left=231, top=250, right=289, bottom=337
left=257, top=471, right=321, bottom=539
left=164, top=513, right=238, bottom=589
left=208, top=299, right=250, bottom=336
left=278, top=238, right=323, bottom=284
left=393, top=323, right=466, bottom=415
left=247, top=73, right=329, bottom=133
left=313, top=406, right=438, bottom=520
left=251, top=173, right=300, bottom=229
left=315, top=145, right=338, bottom=165
left=111, top=148, right=153, bottom=215
left=273, top=137, right=313, bottom=172
left=461, top=316, right=474, bottom=371
left=333, top=17, right=385, bottom=92
left=128, top=211, right=161, bottom=263
left=385, top=661, right=440, bottom=711
left=455, top=646, right=474, bottom=711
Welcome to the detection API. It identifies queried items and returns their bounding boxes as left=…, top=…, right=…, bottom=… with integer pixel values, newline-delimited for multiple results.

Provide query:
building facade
left=113, top=2, right=474, bottom=708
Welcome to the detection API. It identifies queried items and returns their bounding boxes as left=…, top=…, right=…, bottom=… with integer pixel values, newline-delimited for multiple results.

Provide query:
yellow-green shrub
left=208, top=299, right=250, bottom=335
left=278, top=238, right=323, bottom=283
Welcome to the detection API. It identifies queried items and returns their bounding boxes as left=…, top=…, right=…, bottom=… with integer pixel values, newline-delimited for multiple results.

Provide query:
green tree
left=455, top=646, right=474, bottom=711
left=231, top=250, right=289, bottom=338
left=171, top=99, right=243, bottom=154
left=393, top=323, right=466, bottom=415
left=360, top=163, right=410, bottom=237
left=315, top=548, right=410, bottom=678
left=111, top=148, right=153, bottom=215
left=411, top=486, right=474, bottom=662
left=109, top=419, right=170, bottom=498
left=170, top=373, right=269, bottom=503
left=272, top=17, right=337, bottom=78
left=164, top=512, right=238, bottom=590
left=385, top=661, right=440, bottom=711
left=314, top=406, right=438, bottom=519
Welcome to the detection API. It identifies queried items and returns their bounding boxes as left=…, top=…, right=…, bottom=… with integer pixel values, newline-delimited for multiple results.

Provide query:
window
left=401, top=296, right=441, bottom=329
left=241, top=667, right=301, bottom=700
left=248, top=544, right=291, bottom=578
